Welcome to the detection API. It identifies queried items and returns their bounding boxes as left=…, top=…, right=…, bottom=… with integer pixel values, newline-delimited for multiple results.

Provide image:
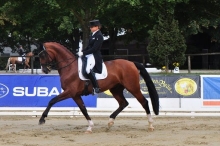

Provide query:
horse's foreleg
left=5, top=58, right=10, bottom=72
left=39, top=96, right=59, bottom=124
left=39, top=92, right=69, bottom=125
left=25, top=62, right=30, bottom=69
left=22, top=62, right=29, bottom=73
left=12, top=64, right=17, bottom=73
left=73, top=96, right=93, bottom=133
left=108, top=85, right=128, bottom=129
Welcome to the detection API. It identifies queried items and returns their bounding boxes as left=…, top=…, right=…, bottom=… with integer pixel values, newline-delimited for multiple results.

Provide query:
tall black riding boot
left=22, top=59, right=25, bottom=65
left=88, top=70, right=100, bottom=94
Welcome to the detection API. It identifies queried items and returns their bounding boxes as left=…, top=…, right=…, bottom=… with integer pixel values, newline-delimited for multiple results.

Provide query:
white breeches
left=85, top=54, right=95, bottom=74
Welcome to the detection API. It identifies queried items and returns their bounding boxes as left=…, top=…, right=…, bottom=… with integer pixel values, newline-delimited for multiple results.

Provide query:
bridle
left=38, top=48, right=77, bottom=71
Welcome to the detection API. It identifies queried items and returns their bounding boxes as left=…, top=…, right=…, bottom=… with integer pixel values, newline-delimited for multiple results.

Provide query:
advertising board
left=0, top=75, right=97, bottom=107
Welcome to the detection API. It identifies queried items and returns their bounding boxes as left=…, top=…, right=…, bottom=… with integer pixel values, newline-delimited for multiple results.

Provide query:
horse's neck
left=56, top=49, right=75, bottom=60
left=55, top=50, right=77, bottom=74
left=26, top=52, right=32, bottom=56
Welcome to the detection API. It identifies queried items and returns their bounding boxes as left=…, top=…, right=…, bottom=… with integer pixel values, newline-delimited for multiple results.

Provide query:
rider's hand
left=77, top=51, right=83, bottom=57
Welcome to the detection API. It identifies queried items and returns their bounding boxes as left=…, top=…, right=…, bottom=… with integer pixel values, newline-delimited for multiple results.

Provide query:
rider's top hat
left=89, top=20, right=101, bottom=27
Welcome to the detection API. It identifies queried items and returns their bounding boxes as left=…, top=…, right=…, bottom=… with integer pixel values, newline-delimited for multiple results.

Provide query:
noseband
left=38, top=49, right=53, bottom=71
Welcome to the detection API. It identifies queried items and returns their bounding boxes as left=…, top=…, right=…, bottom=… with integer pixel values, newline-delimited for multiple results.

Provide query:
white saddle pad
left=17, top=57, right=25, bottom=62
left=78, top=58, right=108, bottom=80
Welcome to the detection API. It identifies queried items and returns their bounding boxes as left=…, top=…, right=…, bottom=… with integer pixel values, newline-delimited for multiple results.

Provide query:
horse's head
left=38, top=42, right=77, bottom=74
left=38, top=44, right=53, bottom=74
left=32, top=49, right=38, bottom=55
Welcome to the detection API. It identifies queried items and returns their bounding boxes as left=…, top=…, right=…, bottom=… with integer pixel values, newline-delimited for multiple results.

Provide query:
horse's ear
left=36, top=43, right=44, bottom=54
left=39, top=44, right=43, bottom=50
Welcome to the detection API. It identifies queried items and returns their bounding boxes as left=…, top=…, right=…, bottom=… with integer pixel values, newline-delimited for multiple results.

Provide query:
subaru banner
left=0, top=75, right=97, bottom=107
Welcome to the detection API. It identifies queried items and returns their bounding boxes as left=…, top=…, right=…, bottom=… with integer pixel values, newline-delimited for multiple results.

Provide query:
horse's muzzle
left=42, top=66, right=51, bottom=74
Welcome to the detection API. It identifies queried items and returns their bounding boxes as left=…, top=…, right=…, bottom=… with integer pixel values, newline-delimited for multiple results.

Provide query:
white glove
left=77, top=51, right=83, bottom=57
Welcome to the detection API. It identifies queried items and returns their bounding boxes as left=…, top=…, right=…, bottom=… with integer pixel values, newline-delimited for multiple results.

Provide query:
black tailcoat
left=82, top=30, right=104, bottom=73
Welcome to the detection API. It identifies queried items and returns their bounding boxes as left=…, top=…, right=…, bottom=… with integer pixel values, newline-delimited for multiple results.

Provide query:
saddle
left=78, top=56, right=108, bottom=80
left=17, top=57, right=26, bottom=62
left=78, top=56, right=108, bottom=95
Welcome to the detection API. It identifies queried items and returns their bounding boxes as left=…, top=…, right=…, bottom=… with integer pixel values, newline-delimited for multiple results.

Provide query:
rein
left=38, top=49, right=77, bottom=71
left=55, top=57, right=77, bottom=70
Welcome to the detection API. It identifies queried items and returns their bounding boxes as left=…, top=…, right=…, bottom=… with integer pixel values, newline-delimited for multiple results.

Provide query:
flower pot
left=173, top=67, right=179, bottom=73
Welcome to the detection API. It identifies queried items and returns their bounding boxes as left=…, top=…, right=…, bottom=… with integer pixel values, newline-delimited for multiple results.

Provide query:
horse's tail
left=5, top=58, right=10, bottom=70
left=133, top=62, right=159, bottom=115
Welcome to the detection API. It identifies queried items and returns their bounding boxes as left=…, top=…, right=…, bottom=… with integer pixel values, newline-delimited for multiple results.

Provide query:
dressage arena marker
left=0, top=107, right=219, bottom=117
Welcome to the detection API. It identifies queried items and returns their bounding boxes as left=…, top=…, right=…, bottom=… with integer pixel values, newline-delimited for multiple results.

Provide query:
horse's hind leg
left=108, top=84, right=128, bottom=129
left=130, top=90, right=154, bottom=131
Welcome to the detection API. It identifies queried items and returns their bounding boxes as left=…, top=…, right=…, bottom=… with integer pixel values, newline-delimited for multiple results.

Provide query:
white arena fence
left=0, top=74, right=220, bottom=117
left=0, top=107, right=219, bottom=117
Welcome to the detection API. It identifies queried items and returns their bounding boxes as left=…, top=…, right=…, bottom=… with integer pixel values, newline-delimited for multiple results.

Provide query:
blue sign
left=203, top=77, right=220, bottom=100
left=0, top=75, right=97, bottom=107
left=202, top=76, right=220, bottom=106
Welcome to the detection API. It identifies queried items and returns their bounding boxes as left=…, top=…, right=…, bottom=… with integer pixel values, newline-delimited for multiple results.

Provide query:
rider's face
left=90, top=26, right=98, bottom=33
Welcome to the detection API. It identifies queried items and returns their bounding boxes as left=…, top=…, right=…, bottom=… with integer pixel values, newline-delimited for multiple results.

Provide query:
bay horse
left=5, top=51, right=34, bottom=73
left=38, top=42, right=159, bottom=133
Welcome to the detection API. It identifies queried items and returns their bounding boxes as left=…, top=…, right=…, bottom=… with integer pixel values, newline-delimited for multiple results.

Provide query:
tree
left=1, top=0, right=220, bottom=59
left=175, top=0, right=220, bottom=38
left=148, top=14, right=186, bottom=70
left=56, top=0, right=114, bottom=48
left=0, top=0, right=60, bottom=50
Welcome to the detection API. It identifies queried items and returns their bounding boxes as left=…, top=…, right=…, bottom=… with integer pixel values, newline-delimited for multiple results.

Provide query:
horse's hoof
left=85, top=130, right=92, bottom=134
left=108, top=121, right=114, bottom=129
left=38, top=119, right=45, bottom=125
left=148, top=126, right=154, bottom=132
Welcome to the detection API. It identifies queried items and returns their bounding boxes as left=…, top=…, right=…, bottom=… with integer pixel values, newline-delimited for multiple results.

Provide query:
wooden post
left=188, top=55, right=191, bottom=73
left=165, top=55, right=169, bottom=73
left=142, top=55, right=145, bottom=67
left=31, top=56, right=34, bottom=74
